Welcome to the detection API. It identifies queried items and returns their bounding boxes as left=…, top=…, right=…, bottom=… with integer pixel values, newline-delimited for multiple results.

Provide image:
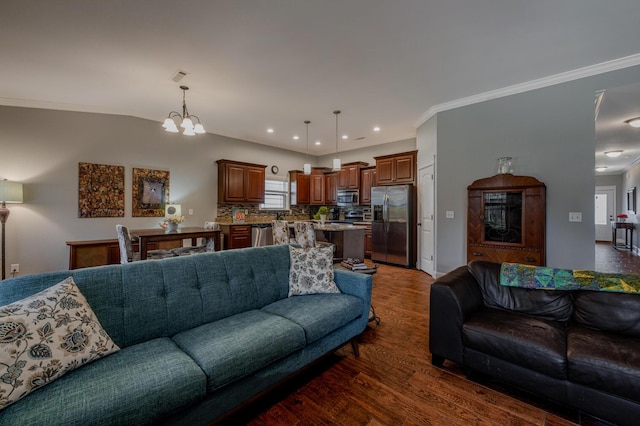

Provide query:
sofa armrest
left=429, top=265, right=483, bottom=366
left=334, top=269, right=373, bottom=329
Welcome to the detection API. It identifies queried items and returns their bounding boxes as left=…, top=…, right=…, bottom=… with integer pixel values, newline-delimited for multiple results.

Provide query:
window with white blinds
left=260, top=179, right=288, bottom=210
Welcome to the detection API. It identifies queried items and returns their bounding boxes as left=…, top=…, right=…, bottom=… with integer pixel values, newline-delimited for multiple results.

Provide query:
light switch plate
left=446, top=210, right=454, bottom=219
left=569, top=212, right=582, bottom=222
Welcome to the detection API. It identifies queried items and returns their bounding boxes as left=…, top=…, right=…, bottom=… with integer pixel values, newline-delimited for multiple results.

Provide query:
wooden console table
left=66, top=238, right=181, bottom=270
left=611, top=221, right=635, bottom=251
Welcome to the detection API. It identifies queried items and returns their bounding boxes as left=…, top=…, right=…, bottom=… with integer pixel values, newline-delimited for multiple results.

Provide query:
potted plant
left=313, top=206, right=329, bottom=225
left=617, top=213, right=628, bottom=223
left=164, top=215, right=185, bottom=231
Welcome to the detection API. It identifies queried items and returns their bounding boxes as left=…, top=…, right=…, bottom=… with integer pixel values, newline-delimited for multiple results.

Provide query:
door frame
left=595, top=185, right=616, bottom=242
left=418, top=163, right=435, bottom=277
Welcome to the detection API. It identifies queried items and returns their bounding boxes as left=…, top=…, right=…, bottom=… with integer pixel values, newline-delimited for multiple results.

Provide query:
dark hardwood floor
left=219, top=260, right=622, bottom=426
left=595, top=241, right=640, bottom=274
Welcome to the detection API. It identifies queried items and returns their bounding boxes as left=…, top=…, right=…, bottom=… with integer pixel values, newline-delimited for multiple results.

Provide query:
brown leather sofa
left=429, top=260, right=640, bottom=426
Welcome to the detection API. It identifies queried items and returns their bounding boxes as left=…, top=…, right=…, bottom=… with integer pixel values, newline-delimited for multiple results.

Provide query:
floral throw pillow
left=289, top=245, right=341, bottom=296
left=0, top=277, right=120, bottom=409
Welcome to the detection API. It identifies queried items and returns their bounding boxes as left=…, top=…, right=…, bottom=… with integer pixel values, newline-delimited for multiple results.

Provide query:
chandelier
left=162, top=86, right=206, bottom=136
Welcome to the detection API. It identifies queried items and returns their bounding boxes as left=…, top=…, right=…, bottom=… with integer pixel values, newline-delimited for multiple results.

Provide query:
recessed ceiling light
left=267, top=128, right=274, bottom=133
left=341, top=134, right=348, bottom=140
left=373, top=126, right=381, bottom=132
left=293, top=135, right=299, bottom=140
left=626, top=117, right=640, bottom=128
left=315, top=141, right=321, bottom=145
left=605, top=150, right=623, bottom=157
left=595, top=166, right=608, bottom=172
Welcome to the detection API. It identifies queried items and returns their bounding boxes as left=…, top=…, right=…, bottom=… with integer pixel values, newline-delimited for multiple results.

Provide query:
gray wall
left=0, top=106, right=411, bottom=275
left=431, top=64, right=640, bottom=273
left=316, top=138, right=416, bottom=168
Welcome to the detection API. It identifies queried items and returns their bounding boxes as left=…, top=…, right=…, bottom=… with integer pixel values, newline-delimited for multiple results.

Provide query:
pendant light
left=332, top=110, right=341, bottom=171
left=162, top=86, right=206, bottom=136
left=303, top=120, right=311, bottom=175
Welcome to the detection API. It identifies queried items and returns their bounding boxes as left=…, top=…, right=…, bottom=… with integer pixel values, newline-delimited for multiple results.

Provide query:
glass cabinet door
left=483, top=191, right=522, bottom=244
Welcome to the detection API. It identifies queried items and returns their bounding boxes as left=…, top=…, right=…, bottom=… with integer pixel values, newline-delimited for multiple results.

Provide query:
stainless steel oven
left=337, top=189, right=359, bottom=207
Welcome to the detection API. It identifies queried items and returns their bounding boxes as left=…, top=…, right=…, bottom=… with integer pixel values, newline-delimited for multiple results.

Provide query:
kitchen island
left=313, top=223, right=366, bottom=261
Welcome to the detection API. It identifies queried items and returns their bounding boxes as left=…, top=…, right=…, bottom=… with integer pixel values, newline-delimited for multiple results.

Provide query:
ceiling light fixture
left=595, top=166, right=608, bottom=172
left=162, top=85, right=205, bottom=136
left=605, top=150, right=623, bottom=157
left=626, top=117, right=640, bottom=128
left=333, top=110, right=342, bottom=171
left=303, top=120, right=311, bottom=175
left=373, top=126, right=381, bottom=132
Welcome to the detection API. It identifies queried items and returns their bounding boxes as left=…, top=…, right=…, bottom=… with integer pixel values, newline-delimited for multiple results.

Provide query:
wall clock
left=271, top=165, right=279, bottom=174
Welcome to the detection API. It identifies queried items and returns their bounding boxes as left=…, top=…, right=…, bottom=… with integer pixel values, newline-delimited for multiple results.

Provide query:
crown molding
left=0, top=97, right=127, bottom=116
left=415, top=52, right=640, bottom=128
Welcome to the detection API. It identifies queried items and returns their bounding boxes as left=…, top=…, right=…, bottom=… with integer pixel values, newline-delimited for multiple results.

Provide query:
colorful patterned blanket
left=500, top=262, right=640, bottom=294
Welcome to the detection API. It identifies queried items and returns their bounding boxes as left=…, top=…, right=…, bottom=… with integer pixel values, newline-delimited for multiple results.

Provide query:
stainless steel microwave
left=337, top=189, right=359, bottom=207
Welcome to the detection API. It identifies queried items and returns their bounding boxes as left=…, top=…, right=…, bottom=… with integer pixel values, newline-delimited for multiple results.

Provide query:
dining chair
left=293, top=222, right=334, bottom=251
left=115, top=224, right=175, bottom=263
left=271, top=220, right=295, bottom=245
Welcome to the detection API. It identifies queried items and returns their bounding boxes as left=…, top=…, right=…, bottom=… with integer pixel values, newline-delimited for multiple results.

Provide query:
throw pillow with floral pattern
left=0, top=277, right=119, bottom=409
left=289, top=245, right=341, bottom=296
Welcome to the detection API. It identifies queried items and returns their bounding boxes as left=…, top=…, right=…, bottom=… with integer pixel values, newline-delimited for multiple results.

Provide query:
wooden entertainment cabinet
left=467, top=174, right=546, bottom=266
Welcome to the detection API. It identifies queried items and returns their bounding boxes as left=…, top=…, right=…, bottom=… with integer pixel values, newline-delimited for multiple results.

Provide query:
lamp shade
left=0, top=180, right=23, bottom=203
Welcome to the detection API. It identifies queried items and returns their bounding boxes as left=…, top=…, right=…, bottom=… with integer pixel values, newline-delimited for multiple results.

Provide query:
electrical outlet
left=569, top=212, right=582, bottom=222
left=10, top=264, right=19, bottom=273
left=446, top=211, right=455, bottom=219
left=188, top=209, right=194, bottom=215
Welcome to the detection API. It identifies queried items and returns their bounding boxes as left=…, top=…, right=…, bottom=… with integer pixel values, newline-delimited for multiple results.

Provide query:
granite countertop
left=312, top=223, right=366, bottom=231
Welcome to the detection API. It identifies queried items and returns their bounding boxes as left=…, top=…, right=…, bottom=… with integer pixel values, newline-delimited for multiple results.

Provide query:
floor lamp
left=0, top=180, right=23, bottom=280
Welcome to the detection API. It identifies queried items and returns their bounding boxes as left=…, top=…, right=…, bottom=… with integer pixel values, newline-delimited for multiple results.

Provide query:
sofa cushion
left=567, top=324, right=640, bottom=402
left=262, top=294, right=364, bottom=344
left=462, top=307, right=568, bottom=379
left=288, top=246, right=340, bottom=296
left=172, top=310, right=305, bottom=392
left=468, top=261, right=574, bottom=321
left=0, top=277, right=120, bottom=409
left=0, top=338, right=206, bottom=426
left=573, top=290, right=640, bottom=338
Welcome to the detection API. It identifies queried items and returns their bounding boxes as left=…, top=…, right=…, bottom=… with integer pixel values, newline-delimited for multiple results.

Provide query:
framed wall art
left=132, top=167, right=170, bottom=217
left=627, top=187, right=636, bottom=214
left=78, top=162, right=125, bottom=218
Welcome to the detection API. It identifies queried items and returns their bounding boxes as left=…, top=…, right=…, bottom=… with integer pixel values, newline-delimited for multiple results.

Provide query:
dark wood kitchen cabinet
left=375, top=151, right=417, bottom=185
left=310, top=168, right=327, bottom=205
left=324, top=172, right=338, bottom=205
left=360, top=166, right=376, bottom=205
left=217, top=159, right=266, bottom=204
left=337, top=162, right=368, bottom=190
left=467, top=174, right=546, bottom=266
left=220, top=224, right=252, bottom=250
left=289, top=170, right=311, bottom=205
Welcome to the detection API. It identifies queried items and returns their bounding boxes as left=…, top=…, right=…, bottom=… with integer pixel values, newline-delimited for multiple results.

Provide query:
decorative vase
left=320, top=214, right=327, bottom=225
left=618, top=218, right=626, bottom=223
left=167, top=222, right=179, bottom=232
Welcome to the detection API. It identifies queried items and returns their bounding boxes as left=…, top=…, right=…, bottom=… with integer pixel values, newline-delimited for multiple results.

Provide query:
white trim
left=0, top=97, right=137, bottom=117
left=415, top=53, right=640, bottom=128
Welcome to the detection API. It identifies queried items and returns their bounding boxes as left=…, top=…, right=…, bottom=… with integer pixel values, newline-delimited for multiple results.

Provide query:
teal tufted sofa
left=0, top=244, right=372, bottom=425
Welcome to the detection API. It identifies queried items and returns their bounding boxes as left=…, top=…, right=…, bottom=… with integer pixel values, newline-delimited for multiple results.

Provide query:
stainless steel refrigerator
left=371, top=185, right=415, bottom=267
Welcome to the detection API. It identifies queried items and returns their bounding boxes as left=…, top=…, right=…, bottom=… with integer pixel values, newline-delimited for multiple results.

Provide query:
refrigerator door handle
left=383, top=193, right=390, bottom=233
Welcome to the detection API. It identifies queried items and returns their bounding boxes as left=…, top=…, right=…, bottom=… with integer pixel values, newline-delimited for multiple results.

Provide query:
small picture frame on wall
left=132, top=167, right=170, bottom=217
left=627, top=187, right=636, bottom=214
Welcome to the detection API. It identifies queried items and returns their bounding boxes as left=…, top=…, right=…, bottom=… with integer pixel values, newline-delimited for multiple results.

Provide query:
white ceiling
left=1, top=1, right=640, bottom=161
left=596, top=82, right=640, bottom=174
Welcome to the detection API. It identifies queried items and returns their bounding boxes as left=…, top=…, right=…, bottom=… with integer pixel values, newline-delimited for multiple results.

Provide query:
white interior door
left=419, top=165, right=435, bottom=276
left=595, top=186, right=616, bottom=242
